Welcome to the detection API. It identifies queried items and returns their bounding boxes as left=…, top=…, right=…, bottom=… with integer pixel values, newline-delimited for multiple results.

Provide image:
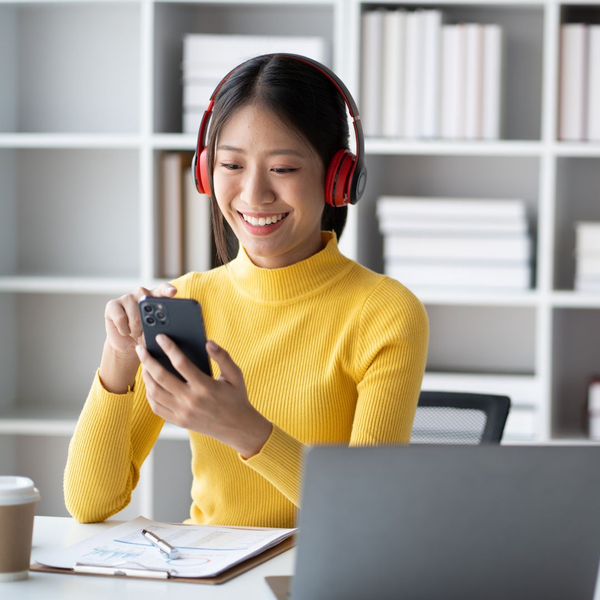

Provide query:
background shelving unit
left=0, top=0, right=599, bottom=520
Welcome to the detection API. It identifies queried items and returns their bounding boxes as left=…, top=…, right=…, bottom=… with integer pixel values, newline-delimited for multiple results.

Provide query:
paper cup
left=0, top=476, right=41, bottom=582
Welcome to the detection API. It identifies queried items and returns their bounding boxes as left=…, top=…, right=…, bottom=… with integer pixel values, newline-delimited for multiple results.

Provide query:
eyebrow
left=217, top=144, right=306, bottom=158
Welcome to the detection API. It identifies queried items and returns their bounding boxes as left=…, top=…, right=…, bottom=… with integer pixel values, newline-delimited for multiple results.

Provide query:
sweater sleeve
left=351, top=278, right=429, bottom=445
left=63, top=366, right=164, bottom=522
left=63, top=273, right=193, bottom=523
left=242, top=278, right=429, bottom=508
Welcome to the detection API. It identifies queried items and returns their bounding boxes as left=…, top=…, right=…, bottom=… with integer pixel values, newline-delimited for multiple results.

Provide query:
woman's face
left=212, top=104, right=326, bottom=269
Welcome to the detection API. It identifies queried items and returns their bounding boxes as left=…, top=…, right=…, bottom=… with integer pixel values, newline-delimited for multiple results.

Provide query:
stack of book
left=160, top=151, right=212, bottom=279
left=361, top=8, right=503, bottom=140
left=559, top=24, right=600, bottom=141
left=377, top=196, right=532, bottom=292
left=181, top=34, right=328, bottom=134
left=574, top=221, right=600, bottom=292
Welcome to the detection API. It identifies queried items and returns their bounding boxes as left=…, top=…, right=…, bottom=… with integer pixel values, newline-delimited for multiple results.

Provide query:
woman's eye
left=272, top=168, right=298, bottom=174
left=220, top=163, right=241, bottom=170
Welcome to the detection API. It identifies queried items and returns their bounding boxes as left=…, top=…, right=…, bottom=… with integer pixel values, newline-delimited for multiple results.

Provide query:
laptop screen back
left=291, top=445, right=600, bottom=600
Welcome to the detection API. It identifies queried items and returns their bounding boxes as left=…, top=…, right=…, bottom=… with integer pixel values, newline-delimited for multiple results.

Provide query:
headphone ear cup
left=198, top=148, right=211, bottom=197
left=324, top=149, right=347, bottom=207
left=325, top=149, right=356, bottom=207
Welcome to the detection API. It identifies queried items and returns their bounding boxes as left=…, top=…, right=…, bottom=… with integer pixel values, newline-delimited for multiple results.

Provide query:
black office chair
left=411, top=391, right=511, bottom=445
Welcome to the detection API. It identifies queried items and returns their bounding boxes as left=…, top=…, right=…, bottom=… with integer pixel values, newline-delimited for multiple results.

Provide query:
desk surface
left=2, top=516, right=294, bottom=600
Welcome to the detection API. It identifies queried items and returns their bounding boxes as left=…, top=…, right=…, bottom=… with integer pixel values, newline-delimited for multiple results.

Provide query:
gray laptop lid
left=288, top=445, right=600, bottom=600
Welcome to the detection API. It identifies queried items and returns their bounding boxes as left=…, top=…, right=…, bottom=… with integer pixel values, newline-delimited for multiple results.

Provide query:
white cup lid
left=0, top=476, right=41, bottom=506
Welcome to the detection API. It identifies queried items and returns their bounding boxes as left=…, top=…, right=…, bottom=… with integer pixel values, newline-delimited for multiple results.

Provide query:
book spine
left=377, top=196, right=526, bottom=220
left=161, top=153, right=185, bottom=279
left=403, top=10, right=425, bottom=139
left=482, top=24, right=502, bottom=140
left=587, top=26, right=600, bottom=141
left=361, top=9, right=385, bottom=137
left=384, top=235, right=531, bottom=261
left=382, top=9, right=406, bottom=138
left=385, top=262, right=531, bottom=288
left=183, top=167, right=212, bottom=273
left=440, top=24, right=466, bottom=139
left=559, top=24, right=588, bottom=141
left=421, top=10, right=442, bottom=138
left=464, top=23, right=484, bottom=140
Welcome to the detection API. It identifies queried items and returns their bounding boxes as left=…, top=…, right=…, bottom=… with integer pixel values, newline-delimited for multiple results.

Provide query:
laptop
left=266, top=445, right=600, bottom=600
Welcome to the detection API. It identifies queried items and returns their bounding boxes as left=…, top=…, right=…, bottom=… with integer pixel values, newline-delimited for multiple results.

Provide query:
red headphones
left=192, top=53, right=367, bottom=207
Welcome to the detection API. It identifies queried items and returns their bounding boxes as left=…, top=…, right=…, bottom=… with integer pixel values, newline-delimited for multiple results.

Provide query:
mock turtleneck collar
left=225, top=231, right=354, bottom=304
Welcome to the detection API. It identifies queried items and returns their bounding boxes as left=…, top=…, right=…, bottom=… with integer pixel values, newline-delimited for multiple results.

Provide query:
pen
left=141, top=529, right=180, bottom=560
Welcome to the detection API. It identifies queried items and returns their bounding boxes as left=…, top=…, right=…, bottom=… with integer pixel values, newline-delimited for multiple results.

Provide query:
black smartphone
left=138, top=296, right=212, bottom=382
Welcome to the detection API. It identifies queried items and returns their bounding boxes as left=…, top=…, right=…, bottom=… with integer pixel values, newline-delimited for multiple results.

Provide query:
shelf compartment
left=0, top=2, right=141, bottom=134
left=357, top=3, right=544, bottom=141
left=424, top=304, right=537, bottom=374
left=0, top=148, right=140, bottom=278
left=552, top=307, right=600, bottom=439
left=0, top=293, right=115, bottom=414
left=153, top=1, right=336, bottom=134
left=358, top=154, right=540, bottom=282
left=554, top=156, right=600, bottom=291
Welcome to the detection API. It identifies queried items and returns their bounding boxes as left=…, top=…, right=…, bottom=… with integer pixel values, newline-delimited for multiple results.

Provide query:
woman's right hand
left=104, top=282, right=178, bottom=360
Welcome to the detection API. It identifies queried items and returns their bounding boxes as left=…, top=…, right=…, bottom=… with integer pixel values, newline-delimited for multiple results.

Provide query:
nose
left=239, top=166, right=275, bottom=206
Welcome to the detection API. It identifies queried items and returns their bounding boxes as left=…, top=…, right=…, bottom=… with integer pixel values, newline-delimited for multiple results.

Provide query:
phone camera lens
left=145, top=316, right=156, bottom=326
left=143, top=304, right=153, bottom=313
left=156, top=311, right=165, bottom=320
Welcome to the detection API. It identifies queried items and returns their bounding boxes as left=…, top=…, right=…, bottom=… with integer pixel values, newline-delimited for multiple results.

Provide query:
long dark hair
left=205, top=54, right=350, bottom=265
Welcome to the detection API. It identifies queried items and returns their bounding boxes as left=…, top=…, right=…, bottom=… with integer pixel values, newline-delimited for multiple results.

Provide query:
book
left=379, top=218, right=527, bottom=235
left=382, top=8, right=406, bottom=138
left=385, top=261, right=531, bottom=289
left=182, top=34, right=327, bottom=72
left=464, top=23, right=484, bottom=140
left=383, top=234, right=531, bottom=261
left=482, top=24, right=503, bottom=140
left=376, top=196, right=527, bottom=221
left=183, top=168, right=212, bottom=273
left=588, top=26, right=600, bottom=141
left=161, top=153, right=187, bottom=278
left=559, top=24, right=588, bottom=141
left=361, top=8, right=385, bottom=137
left=421, top=10, right=442, bottom=138
left=404, top=9, right=424, bottom=139
left=440, top=24, right=466, bottom=139
left=575, top=221, right=600, bottom=253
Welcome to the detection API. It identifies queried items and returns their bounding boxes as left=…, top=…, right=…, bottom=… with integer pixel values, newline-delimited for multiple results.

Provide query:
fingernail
left=156, top=334, right=166, bottom=345
left=135, top=345, right=144, bottom=356
left=167, top=284, right=176, bottom=291
left=207, top=340, right=218, bottom=352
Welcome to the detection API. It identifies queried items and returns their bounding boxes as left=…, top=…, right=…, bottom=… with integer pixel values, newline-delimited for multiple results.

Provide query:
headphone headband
left=193, top=53, right=367, bottom=207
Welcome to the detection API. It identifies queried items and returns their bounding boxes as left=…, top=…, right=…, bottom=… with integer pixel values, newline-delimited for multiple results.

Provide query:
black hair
left=205, top=54, right=350, bottom=265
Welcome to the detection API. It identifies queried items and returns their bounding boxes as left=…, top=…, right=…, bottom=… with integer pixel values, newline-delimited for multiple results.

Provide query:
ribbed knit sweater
left=64, top=231, right=429, bottom=527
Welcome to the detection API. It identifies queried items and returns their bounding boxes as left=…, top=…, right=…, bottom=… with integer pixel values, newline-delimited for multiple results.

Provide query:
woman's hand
left=104, top=282, right=178, bottom=360
left=135, top=335, right=273, bottom=459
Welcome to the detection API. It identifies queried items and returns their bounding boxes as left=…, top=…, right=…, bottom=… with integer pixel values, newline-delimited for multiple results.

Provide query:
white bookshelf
left=1, top=0, right=599, bottom=519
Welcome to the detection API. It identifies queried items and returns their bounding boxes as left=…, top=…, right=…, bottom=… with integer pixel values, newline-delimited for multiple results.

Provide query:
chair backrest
left=411, top=391, right=511, bottom=445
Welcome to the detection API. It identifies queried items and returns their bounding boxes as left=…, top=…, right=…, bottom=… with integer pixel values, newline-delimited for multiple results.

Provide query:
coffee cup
left=0, top=476, right=41, bottom=582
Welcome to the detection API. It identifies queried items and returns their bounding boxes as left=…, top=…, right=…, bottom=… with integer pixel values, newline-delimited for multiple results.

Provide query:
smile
left=240, top=212, right=289, bottom=227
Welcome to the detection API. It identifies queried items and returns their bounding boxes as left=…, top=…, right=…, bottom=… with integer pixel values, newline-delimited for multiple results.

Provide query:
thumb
left=206, top=341, right=242, bottom=384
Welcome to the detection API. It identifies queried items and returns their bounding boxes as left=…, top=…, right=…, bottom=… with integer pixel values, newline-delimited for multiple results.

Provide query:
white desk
left=1, top=516, right=294, bottom=600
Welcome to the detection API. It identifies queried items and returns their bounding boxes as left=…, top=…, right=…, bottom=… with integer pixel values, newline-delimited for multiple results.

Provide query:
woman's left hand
left=135, top=335, right=273, bottom=459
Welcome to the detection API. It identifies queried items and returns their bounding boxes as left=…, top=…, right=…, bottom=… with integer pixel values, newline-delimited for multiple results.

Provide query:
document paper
left=36, top=515, right=296, bottom=578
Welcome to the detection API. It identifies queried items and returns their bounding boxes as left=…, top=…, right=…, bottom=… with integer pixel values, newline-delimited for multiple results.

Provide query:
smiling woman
left=63, top=54, right=429, bottom=529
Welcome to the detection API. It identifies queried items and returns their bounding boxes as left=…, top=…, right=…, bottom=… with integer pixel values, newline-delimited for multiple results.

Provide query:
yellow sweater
left=64, top=231, right=429, bottom=527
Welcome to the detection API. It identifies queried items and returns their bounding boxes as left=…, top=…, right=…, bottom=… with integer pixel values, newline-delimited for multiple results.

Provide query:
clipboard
left=30, top=535, right=295, bottom=585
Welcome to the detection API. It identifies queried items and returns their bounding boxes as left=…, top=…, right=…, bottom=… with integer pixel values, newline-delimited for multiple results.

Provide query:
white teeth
left=242, top=213, right=287, bottom=227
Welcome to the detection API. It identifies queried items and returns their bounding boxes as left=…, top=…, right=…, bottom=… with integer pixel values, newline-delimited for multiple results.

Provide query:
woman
left=64, top=54, right=429, bottom=528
